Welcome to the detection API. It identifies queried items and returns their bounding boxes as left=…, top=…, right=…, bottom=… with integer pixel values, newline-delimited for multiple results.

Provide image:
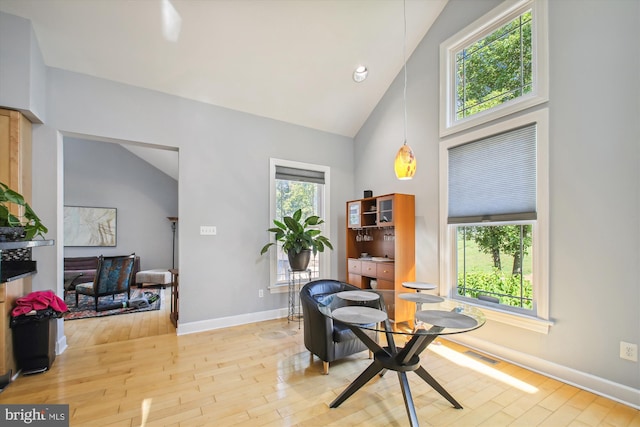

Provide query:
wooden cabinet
left=0, top=108, right=33, bottom=378
left=345, top=193, right=415, bottom=323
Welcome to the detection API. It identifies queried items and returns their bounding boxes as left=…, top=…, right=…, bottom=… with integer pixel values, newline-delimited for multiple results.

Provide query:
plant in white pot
left=260, top=209, right=333, bottom=271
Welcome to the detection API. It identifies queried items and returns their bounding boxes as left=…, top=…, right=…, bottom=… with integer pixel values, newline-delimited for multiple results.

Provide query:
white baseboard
left=177, top=308, right=288, bottom=335
left=447, top=334, right=640, bottom=410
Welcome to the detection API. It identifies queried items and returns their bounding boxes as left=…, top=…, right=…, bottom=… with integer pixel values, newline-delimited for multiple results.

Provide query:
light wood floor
left=1, top=288, right=638, bottom=426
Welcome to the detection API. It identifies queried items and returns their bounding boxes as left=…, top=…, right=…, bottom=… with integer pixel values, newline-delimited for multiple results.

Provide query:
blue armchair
left=74, top=254, right=136, bottom=310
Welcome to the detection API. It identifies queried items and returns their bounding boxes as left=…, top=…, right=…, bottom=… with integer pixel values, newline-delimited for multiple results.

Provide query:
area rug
left=63, top=287, right=162, bottom=320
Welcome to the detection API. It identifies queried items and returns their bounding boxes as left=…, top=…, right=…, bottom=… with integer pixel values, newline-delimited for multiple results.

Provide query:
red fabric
left=11, top=290, right=68, bottom=317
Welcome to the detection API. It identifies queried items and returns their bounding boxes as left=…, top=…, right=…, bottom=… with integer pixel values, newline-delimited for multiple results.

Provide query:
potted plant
left=260, top=209, right=333, bottom=271
left=0, top=181, right=48, bottom=241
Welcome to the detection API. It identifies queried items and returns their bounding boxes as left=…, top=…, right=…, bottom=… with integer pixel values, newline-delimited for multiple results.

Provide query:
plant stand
left=288, top=269, right=310, bottom=328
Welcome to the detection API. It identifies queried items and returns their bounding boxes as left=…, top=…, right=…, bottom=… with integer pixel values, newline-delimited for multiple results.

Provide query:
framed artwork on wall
left=64, top=206, right=117, bottom=247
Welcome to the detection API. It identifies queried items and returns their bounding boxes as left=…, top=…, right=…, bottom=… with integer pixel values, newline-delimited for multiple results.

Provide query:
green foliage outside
left=276, top=180, right=318, bottom=220
left=457, top=225, right=533, bottom=310
left=270, top=179, right=326, bottom=281
left=457, top=269, right=532, bottom=310
left=456, top=10, right=532, bottom=119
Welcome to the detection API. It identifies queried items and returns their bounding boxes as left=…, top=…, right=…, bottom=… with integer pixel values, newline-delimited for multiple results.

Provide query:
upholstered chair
left=75, top=254, right=136, bottom=310
left=300, top=279, right=380, bottom=374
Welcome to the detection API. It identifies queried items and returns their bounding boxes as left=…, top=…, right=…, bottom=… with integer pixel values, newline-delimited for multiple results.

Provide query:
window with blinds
left=448, top=124, right=536, bottom=224
left=269, top=160, right=329, bottom=285
left=447, top=123, right=538, bottom=314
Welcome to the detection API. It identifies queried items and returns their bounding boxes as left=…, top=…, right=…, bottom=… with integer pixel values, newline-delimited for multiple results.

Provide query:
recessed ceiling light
left=353, top=65, right=368, bottom=83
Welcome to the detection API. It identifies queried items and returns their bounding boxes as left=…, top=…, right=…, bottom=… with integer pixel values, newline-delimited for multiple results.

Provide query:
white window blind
left=275, top=166, right=325, bottom=184
left=448, top=124, right=536, bottom=224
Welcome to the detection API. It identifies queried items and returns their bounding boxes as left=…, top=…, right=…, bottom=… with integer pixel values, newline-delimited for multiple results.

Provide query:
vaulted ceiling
left=1, top=0, right=447, bottom=138
left=1, top=0, right=448, bottom=180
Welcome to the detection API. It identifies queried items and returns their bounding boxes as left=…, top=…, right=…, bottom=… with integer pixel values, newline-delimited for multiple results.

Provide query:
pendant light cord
left=403, top=0, right=407, bottom=146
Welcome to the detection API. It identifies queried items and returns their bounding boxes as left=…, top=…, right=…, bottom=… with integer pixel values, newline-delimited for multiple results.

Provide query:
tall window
left=440, top=0, right=548, bottom=136
left=439, top=110, right=550, bottom=332
left=269, top=159, right=330, bottom=287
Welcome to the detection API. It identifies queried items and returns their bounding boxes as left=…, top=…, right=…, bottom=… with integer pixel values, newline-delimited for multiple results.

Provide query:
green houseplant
left=260, top=209, right=333, bottom=271
left=0, top=181, right=48, bottom=240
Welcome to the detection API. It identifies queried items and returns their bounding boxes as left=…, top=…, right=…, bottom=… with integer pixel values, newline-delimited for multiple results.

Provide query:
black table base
left=330, top=322, right=462, bottom=427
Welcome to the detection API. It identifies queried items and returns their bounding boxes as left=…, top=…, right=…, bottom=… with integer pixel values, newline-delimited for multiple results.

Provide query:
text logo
left=1, top=405, right=69, bottom=426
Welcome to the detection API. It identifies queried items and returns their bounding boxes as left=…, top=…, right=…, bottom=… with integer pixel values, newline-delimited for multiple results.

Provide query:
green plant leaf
left=272, top=220, right=286, bottom=230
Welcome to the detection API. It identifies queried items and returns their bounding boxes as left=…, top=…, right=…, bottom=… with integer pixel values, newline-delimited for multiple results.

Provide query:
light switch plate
left=200, top=225, right=216, bottom=235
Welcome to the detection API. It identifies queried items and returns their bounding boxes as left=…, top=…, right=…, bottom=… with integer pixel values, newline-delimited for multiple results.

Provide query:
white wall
left=354, top=0, right=639, bottom=404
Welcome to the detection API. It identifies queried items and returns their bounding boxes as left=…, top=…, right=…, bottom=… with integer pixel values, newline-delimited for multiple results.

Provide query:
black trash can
left=10, top=313, right=57, bottom=374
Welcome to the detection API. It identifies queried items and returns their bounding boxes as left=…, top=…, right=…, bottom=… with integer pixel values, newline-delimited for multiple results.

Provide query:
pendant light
left=394, top=0, right=416, bottom=180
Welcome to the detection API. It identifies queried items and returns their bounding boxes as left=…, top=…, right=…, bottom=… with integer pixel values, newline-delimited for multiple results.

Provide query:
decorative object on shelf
left=64, top=206, right=116, bottom=247
left=260, top=208, right=333, bottom=272
left=394, top=0, right=417, bottom=180
left=167, top=216, right=178, bottom=269
left=0, top=181, right=48, bottom=241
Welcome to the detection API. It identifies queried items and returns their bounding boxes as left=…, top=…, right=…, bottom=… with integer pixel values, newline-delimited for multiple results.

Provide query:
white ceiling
left=0, top=0, right=447, bottom=137
left=1, top=0, right=447, bottom=181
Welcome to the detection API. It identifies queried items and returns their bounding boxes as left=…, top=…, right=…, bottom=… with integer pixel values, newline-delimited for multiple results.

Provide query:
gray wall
left=63, top=137, right=178, bottom=270
left=354, top=0, right=640, bottom=397
left=41, top=66, right=354, bottom=323
left=1, top=10, right=354, bottom=331
left=0, top=12, right=46, bottom=122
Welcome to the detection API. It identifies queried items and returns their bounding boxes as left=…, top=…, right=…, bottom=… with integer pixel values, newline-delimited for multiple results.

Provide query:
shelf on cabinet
left=0, top=240, right=54, bottom=283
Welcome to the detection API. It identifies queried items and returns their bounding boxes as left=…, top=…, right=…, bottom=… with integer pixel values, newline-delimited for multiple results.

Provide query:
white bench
left=136, top=269, right=172, bottom=287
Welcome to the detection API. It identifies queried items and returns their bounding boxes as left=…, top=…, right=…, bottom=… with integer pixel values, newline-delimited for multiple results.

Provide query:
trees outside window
left=274, top=179, right=321, bottom=282
left=440, top=0, right=548, bottom=136
left=455, top=10, right=532, bottom=120
left=268, top=159, right=330, bottom=287
left=457, top=224, right=533, bottom=311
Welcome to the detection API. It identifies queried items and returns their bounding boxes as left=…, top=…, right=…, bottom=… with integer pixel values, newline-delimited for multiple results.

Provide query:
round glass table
left=318, top=291, right=485, bottom=427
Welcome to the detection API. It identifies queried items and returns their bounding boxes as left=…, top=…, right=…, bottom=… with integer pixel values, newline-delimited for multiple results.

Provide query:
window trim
left=439, top=109, right=550, bottom=333
left=268, top=158, right=331, bottom=294
left=439, top=0, right=549, bottom=137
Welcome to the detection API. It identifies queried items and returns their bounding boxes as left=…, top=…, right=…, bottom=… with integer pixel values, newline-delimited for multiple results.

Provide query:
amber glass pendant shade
left=394, top=143, right=416, bottom=180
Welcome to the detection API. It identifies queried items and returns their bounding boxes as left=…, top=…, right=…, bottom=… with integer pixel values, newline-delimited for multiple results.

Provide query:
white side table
left=402, top=281, right=437, bottom=292
left=401, top=282, right=439, bottom=327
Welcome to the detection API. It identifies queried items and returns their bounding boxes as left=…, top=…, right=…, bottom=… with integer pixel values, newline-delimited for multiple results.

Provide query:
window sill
left=268, top=283, right=288, bottom=294
left=462, top=301, right=554, bottom=334
left=450, top=299, right=554, bottom=335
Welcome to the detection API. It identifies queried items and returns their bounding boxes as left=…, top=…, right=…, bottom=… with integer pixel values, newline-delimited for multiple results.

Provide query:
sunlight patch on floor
left=141, top=398, right=152, bottom=426
left=428, top=344, right=538, bottom=394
